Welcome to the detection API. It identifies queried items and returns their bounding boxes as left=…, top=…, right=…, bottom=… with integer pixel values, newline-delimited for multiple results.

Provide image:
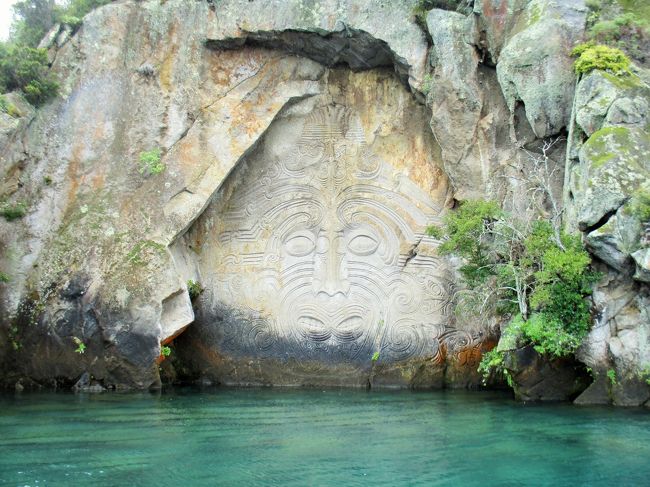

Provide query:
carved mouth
left=296, top=314, right=366, bottom=343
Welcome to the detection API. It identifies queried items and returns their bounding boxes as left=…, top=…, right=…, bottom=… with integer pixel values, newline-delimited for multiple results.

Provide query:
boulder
left=502, top=345, right=591, bottom=401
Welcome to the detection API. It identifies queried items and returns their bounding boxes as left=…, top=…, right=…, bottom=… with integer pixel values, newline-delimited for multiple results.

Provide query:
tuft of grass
left=138, top=148, right=165, bottom=176
left=73, top=336, right=86, bottom=354
left=572, top=42, right=632, bottom=75
left=1, top=201, right=28, bottom=221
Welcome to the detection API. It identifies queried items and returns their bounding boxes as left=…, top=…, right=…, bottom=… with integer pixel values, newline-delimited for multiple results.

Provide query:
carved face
left=202, top=105, right=457, bottom=362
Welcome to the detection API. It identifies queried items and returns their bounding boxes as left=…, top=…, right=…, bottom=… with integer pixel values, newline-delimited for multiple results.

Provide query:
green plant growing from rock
left=639, top=364, right=650, bottom=385
left=572, top=42, right=632, bottom=75
left=138, top=148, right=165, bottom=176
left=73, top=336, right=86, bottom=354
left=607, top=368, right=618, bottom=385
left=187, top=279, right=203, bottom=301
left=371, top=351, right=380, bottom=362
left=0, top=44, right=59, bottom=106
left=0, top=271, right=10, bottom=283
left=582, top=0, right=650, bottom=64
left=126, top=239, right=166, bottom=266
left=161, top=345, right=171, bottom=357
left=428, top=199, right=599, bottom=385
left=1, top=201, right=27, bottom=221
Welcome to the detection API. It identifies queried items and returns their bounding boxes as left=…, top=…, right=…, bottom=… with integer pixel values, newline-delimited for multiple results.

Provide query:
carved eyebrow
left=339, top=184, right=441, bottom=220
left=338, top=198, right=417, bottom=243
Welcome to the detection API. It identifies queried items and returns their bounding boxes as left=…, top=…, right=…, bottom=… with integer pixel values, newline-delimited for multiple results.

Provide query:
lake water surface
left=1, top=388, right=649, bottom=486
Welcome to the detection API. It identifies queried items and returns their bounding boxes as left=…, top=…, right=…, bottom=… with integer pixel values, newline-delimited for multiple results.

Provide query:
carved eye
left=284, top=232, right=316, bottom=257
left=348, top=234, right=379, bottom=256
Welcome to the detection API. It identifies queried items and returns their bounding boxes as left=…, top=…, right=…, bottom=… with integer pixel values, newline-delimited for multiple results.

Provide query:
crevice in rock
left=581, top=204, right=626, bottom=234
left=402, top=236, right=424, bottom=268
left=205, top=27, right=409, bottom=86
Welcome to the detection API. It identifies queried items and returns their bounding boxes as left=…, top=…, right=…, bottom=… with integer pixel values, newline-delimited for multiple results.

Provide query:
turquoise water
left=1, top=389, right=649, bottom=486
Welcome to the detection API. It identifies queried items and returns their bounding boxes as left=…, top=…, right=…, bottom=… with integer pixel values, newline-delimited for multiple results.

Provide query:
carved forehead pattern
left=199, top=104, right=478, bottom=363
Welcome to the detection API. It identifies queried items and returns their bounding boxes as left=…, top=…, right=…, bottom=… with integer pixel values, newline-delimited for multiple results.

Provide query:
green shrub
left=63, top=0, right=112, bottom=20
left=59, top=15, right=82, bottom=29
left=572, top=42, right=632, bottom=75
left=161, top=345, right=171, bottom=357
left=23, top=78, right=59, bottom=106
left=477, top=348, right=512, bottom=386
left=0, top=271, right=10, bottom=283
left=425, top=224, right=444, bottom=239
left=607, top=368, right=617, bottom=385
left=371, top=351, right=380, bottom=362
left=138, top=148, right=165, bottom=176
left=510, top=313, right=585, bottom=358
left=1, top=201, right=28, bottom=221
left=0, top=96, right=19, bottom=117
left=436, top=199, right=502, bottom=286
left=0, top=44, right=58, bottom=106
left=437, top=200, right=598, bottom=386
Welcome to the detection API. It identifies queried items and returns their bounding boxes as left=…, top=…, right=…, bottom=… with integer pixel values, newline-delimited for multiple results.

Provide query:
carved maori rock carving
left=183, top=75, right=484, bottom=378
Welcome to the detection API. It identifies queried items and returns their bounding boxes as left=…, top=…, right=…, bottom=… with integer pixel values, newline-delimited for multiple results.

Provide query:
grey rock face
left=576, top=126, right=650, bottom=231
left=426, top=9, right=483, bottom=199
left=575, top=267, right=650, bottom=406
left=203, top=0, right=429, bottom=89
left=575, top=71, right=650, bottom=136
left=496, top=0, right=587, bottom=138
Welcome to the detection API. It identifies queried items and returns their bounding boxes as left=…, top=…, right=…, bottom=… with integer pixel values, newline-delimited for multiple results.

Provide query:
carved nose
left=313, top=274, right=350, bottom=297
left=312, top=234, right=350, bottom=297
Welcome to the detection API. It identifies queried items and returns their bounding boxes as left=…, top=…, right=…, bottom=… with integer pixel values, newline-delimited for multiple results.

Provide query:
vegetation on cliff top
left=583, top=0, right=649, bottom=66
left=0, top=0, right=112, bottom=106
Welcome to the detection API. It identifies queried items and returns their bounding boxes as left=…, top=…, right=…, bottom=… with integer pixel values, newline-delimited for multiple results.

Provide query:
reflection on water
left=1, top=388, right=649, bottom=486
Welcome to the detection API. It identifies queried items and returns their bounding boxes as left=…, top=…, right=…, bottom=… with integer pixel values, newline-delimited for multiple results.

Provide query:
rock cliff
left=0, top=0, right=648, bottom=403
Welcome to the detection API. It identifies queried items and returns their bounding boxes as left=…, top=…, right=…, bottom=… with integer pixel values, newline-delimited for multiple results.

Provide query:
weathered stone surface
left=0, top=0, right=647, bottom=400
left=574, top=375, right=610, bottom=405
left=1, top=0, right=333, bottom=388
left=584, top=209, right=642, bottom=272
left=575, top=127, right=650, bottom=231
left=632, top=248, right=650, bottom=283
left=426, top=9, right=483, bottom=199
left=473, top=0, right=529, bottom=64
left=204, top=0, right=429, bottom=90
left=496, top=0, right=587, bottom=138
left=577, top=266, right=650, bottom=405
left=575, top=71, right=650, bottom=136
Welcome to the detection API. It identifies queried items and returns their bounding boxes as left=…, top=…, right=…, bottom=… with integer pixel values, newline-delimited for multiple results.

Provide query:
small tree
left=428, top=199, right=599, bottom=382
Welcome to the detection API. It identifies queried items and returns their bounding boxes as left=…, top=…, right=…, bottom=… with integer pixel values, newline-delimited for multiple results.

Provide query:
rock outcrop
left=0, top=0, right=648, bottom=402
